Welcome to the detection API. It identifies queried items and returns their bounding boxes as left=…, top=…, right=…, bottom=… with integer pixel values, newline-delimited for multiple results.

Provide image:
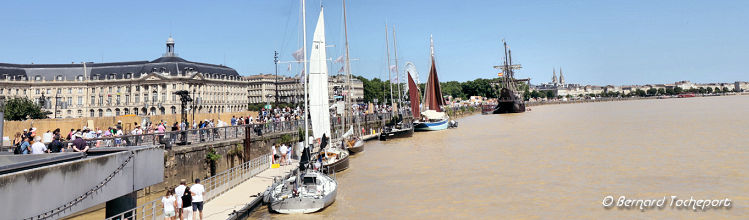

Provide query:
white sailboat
left=267, top=2, right=338, bottom=214
left=306, top=7, right=349, bottom=174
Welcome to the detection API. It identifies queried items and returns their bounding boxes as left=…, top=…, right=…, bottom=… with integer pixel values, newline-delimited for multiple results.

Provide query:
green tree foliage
left=440, top=81, right=465, bottom=99
left=355, top=75, right=392, bottom=104
left=665, top=87, right=675, bottom=95
left=657, top=88, right=665, bottom=95
left=4, top=97, right=51, bottom=121
left=706, top=87, right=713, bottom=93
left=647, top=88, right=657, bottom=96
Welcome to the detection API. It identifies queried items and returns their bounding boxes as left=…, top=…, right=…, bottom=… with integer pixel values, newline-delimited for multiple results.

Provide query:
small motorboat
left=346, top=139, right=365, bottom=154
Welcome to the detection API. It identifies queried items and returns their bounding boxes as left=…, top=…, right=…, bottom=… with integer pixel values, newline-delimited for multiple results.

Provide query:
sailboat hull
left=347, top=140, right=365, bottom=154
left=414, top=118, right=449, bottom=131
left=322, top=153, right=349, bottom=174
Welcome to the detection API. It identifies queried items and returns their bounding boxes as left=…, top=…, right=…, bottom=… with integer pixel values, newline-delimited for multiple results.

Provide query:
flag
left=497, top=72, right=504, bottom=77
left=334, top=56, right=344, bottom=63
left=299, top=69, right=305, bottom=84
left=389, top=65, right=397, bottom=73
left=292, top=48, right=304, bottom=61
left=338, top=65, right=345, bottom=73
left=287, top=63, right=291, bottom=72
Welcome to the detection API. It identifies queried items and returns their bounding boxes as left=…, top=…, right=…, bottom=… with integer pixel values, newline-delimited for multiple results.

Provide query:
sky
left=1, top=0, right=747, bottom=86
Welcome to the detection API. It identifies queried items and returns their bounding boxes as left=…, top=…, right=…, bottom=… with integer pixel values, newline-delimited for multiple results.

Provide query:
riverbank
left=524, top=92, right=748, bottom=107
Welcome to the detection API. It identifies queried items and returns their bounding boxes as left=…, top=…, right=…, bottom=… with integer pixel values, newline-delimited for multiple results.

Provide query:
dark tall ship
left=492, top=40, right=526, bottom=114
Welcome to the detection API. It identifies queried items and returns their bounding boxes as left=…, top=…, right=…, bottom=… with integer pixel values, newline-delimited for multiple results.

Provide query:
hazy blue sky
left=1, top=0, right=747, bottom=85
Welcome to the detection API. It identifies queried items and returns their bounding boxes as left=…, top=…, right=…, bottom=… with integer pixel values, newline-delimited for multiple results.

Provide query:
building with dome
left=0, top=37, right=249, bottom=118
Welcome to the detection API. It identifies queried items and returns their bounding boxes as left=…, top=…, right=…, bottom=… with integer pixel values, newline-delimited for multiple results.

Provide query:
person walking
left=180, top=189, right=193, bottom=220
left=190, top=178, right=205, bottom=220
left=174, top=179, right=187, bottom=219
left=162, top=188, right=177, bottom=220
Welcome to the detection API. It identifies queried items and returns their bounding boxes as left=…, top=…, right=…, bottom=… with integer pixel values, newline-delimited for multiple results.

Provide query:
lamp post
left=274, top=51, right=279, bottom=107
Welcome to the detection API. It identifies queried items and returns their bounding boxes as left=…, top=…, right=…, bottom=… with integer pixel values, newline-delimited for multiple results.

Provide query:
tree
left=647, top=88, right=657, bottom=96
left=722, top=87, right=729, bottom=93
left=698, top=87, right=706, bottom=94
left=657, top=88, right=665, bottom=95
left=440, top=81, right=465, bottom=99
left=4, top=97, right=51, bottom=120
left=706, top=87, right=713, bottom=94
left=674, top=87, right=683, bottom=94
left=665, top=87, right=675, bottom=95
left=635, top=89, right=646, bottom=97
left=544, top=90, right=555, bottom=99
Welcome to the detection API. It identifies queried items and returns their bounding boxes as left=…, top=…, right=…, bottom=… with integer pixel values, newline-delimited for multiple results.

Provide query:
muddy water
left=244, top=95, right=747, bottom=219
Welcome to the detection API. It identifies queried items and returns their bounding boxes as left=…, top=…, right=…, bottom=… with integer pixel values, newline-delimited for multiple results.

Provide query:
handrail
left=104, top=153, right=271, bottom=220
left=62, top=111, right=408, bottom=149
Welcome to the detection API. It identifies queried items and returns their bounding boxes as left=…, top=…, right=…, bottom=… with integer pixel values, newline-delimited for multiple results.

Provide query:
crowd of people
left=7, top=105, right=404, bottom=155
left=162, top=179, right=206, bottom=220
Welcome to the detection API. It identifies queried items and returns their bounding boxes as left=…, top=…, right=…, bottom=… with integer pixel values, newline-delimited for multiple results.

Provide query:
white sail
left=309, top=8, right=331, bottom=139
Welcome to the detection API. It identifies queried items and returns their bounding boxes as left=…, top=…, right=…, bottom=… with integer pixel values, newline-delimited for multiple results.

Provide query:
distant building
left=0, top=37, right=248, bottom=118
left=243, top=73, right=364, bottom=106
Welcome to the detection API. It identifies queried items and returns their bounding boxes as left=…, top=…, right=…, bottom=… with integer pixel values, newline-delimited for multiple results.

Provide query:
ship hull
left=414, top=118, right=449, bottom=131
left=492, top=100, right=526, bottom=114
left=379, top=127, right=414, bottom=141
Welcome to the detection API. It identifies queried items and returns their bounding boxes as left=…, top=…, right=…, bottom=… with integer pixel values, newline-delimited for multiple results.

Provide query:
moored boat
left=411, top=36, right=450, bottom=131
left=267, top=169, right=337, bottom=214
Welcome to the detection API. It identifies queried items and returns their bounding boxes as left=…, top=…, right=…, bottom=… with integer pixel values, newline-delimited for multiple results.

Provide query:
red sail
left=424, top=58, right=445, bottom=112
left=407, top=71, right=420, bottom=117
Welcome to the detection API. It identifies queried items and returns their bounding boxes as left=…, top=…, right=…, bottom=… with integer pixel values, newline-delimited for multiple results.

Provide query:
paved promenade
left=202, top=163, right=296, bottom=220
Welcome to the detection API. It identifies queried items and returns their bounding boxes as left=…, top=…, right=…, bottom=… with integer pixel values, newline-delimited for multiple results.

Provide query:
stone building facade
left=0, top=37, right=248, bottom=118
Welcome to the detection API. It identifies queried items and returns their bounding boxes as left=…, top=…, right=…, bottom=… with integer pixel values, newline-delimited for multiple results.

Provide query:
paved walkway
left=202, top=163, right=296, bottom=220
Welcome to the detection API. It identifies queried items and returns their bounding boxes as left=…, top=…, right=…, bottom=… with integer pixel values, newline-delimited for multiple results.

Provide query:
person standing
left=162, top=189, right=177, bottom=220
left=174, top=179, right=187, bottom=219
left=279, top=143, right=288, bottom=165
left=190, top=179, right=205, bottom=220
left=272, top=144, right=278, bottom=164
left=42, top=130, right=53, bottom=145
left=30, top=136, right=48, bottom=154
left=180, top=189, right=193, bottom=220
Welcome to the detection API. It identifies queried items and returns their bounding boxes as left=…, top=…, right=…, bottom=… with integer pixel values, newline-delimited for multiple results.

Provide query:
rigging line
left=279, top=0, right=296, bottom=66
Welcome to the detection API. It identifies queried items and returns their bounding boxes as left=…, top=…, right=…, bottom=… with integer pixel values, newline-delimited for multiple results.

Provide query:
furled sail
left=309, top=8, right=331, bottom=139
left=407, top=71, right=420, bottom=117
left=423, top=58, right=445, bottom=112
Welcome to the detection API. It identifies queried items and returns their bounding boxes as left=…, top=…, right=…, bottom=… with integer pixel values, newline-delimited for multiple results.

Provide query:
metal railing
left=104, top=153, right=271, bottom=220
left=64, top=110, right=409, bottom=149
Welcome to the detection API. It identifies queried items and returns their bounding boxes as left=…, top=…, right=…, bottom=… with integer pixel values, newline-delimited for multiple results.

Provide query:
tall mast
left=342, top=0, right=355, bottom=135
left=503, top=40, right=509, bottom=90
left=392, top=27, right=403, bottom=111
left=385, top=23, right=394, bottom=109
left=302, top=0, right=309, bottom=149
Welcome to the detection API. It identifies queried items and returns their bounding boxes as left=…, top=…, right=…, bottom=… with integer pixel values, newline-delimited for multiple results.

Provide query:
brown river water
left=247, top=95, right=748, bottom=219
